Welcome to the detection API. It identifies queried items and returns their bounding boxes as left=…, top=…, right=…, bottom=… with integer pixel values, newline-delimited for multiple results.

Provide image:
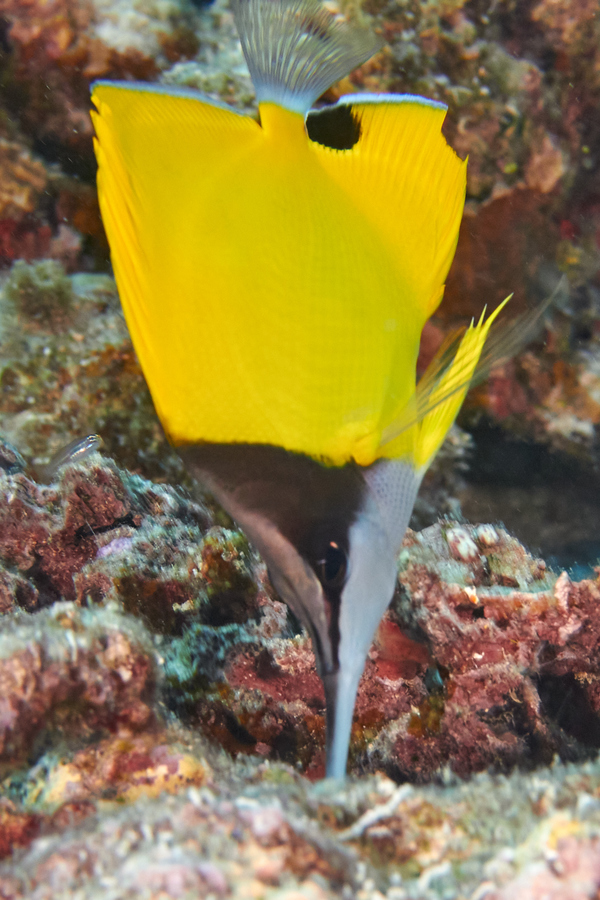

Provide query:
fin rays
left=380, top=283, right=560, bottom=468
left=232, top=0, right=380, bottom=114
left=310, top=98, right=467, bottom=318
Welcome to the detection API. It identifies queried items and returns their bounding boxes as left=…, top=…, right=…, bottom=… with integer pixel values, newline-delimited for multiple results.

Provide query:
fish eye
left=315, top=541, right=348, bottom=590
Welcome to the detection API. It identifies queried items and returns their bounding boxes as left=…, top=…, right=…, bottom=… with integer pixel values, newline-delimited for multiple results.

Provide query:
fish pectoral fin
left=380, top=279, right=562, bottom=468
left=380, top=298, right=510, bottom=467
left=468, top=276, right=565, bottom=390
left=233, top=0, right=380, bottom=115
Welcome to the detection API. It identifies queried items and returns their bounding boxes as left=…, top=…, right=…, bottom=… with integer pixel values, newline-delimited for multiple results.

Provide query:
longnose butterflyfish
left=91, top=0, right=518, bottom=778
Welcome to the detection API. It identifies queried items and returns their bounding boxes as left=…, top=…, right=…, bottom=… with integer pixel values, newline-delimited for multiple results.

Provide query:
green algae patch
left=5, top=260, right=73, bottom=328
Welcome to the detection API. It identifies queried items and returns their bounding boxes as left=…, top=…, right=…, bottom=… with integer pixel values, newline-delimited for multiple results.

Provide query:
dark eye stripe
left=315, top=541, right=348, bottom=590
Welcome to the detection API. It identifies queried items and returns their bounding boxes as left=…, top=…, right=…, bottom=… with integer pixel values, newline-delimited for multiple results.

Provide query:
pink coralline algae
left=211, top=521, right=600, bottom=782
left=377, top=525, right=600, bottom=781
left=4, top=446, right=600, bottom=788
left=2, top=453, right=600, bottom=897
left=491, top=835, right=600, bottom=900
left=0, top=462, right=135, bottom=607
left=0, top=603, right=155, bottom=767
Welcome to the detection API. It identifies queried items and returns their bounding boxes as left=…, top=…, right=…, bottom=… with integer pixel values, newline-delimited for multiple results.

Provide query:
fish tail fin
left=232, top=0, right=381, bottom=115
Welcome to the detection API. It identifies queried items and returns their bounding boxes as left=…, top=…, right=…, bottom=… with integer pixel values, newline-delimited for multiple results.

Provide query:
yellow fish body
left=91, top=0, right=504, bottom=778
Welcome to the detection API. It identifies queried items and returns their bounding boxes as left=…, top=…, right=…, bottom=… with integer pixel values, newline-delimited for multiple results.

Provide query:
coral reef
left=0, top=269, right=185, bottom=483
left=2, top=673, right=600, bottom=898
left=3, top=448, right=600, bottom=786
left=0, top=603, right=155, bottom=766
left=209, top=521, right=600, bottom=783
left=387, top=525, right=597, bottom=779
left=0, top=140, right=47, bottom=223
left=1, top=373, right=600, bottom=894
left=0, top=0, right=244, bottom=273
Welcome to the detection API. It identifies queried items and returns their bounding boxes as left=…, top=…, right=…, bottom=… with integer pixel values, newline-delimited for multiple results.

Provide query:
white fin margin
left=232, top=0, right=380, bottom=115
left=336, top=92, right=447, bottom=111
left=91, top=79, right=245, bottom=116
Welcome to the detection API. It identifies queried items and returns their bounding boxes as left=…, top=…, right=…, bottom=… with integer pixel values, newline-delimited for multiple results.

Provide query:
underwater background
left=0, top=0, right=600, bottom=896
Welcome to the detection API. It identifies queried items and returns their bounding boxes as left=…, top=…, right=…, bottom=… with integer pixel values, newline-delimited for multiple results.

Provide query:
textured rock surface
left=3, top=449, right=600, bottom=785
left=2, top=734, right=600, bottom=898
left=0, top=603, right=156, bottom=765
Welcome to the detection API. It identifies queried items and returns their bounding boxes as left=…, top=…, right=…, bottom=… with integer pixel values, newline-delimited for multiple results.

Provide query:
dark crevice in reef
left=537, top=673, right=600, bottom=752
left=460, top=421, right=600, bottom=576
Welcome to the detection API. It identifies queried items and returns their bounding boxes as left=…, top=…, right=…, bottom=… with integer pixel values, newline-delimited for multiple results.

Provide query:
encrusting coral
left=0, top=603, right=155, bottom=767
left=2, top=354, right=600, bottom=893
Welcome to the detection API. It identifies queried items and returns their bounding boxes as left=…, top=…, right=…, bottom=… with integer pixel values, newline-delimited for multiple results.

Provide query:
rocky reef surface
left=0, top=439, right=600, bottom=896
left=1, top=0, right=600, bottom=894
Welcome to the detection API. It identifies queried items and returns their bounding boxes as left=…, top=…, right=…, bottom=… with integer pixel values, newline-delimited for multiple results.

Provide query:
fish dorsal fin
left=308, top=96, right=467, bottom=323
left=232, top=0, right=380, bottom=114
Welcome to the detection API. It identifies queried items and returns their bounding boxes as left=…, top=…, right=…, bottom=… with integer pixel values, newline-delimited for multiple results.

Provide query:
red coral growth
left=73, top=571, right=113, bottom=606
left=0, top=140, right=47, bottom=222
left=221, top=617, right=431, bottom=776
left=48, top=801, right=96, bottom=833
left=115, top=574, right=188, bottom=633
left=0, top=220, right=51, bottom=267
left=0, top=0, right=193, bottom=162
left=468, top=346, right=600, bottom=456
left=531, top=0, right=600, bottom=53
left=482, top=361, right=532, bottom=421
left=228, top=647, right=324, bottom=708
left=0, top=463, right=137, bottom=606
left=54, top=184, right=106, bottom=261
left=212, top=524, right=600, bottom=780
left=369, top=618, right=431, bottom=682
left=381, top=526, right=600, bottom=780
left=0, top=802, right=40, bottom=861
left=444, top=188, right=560, bottom=319
left=61, top=463, right=130, bottom=533
left=0, top=476, right=55, bottom=572
left=216, top=644, right=327, bottom=773
left=0, top=572, right=37, bottom=614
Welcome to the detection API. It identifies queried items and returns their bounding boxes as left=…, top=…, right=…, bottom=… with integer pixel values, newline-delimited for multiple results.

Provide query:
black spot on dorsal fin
left=306, top=103, right=361, bottom=150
